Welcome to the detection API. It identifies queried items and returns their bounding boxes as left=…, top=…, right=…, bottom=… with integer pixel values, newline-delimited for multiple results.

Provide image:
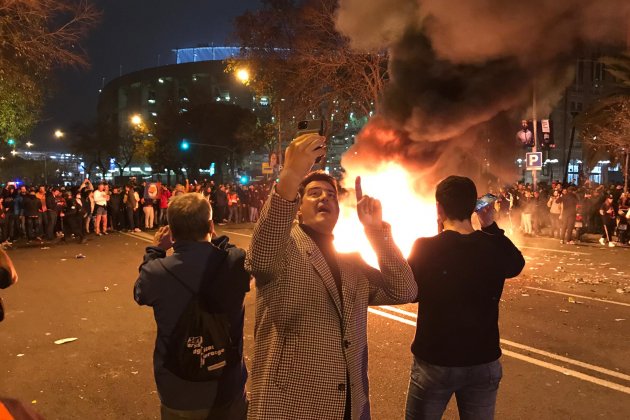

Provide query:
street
left=0, top=225, right=628, bottom=419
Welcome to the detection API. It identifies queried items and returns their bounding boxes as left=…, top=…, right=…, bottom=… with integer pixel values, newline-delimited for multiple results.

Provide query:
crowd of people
left=491, top=180, right=629, bottom=246
left=0, top=178, right=274, bottom=248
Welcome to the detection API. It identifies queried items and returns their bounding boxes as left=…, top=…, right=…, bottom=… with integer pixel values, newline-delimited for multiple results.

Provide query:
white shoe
left=608, top=242, right=616, bottom=247
left=599, top=238, right=606, bottom=246
left=134, top=228, right=141, bottom=232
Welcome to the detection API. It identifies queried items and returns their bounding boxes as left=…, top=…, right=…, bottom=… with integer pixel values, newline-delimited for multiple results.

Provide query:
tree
left=148, top=100, right=186, bottom=184
left=180, top=102, right=265, bottom=182
left=0, top=0, right=99, bottom=141
left=577, top=52, right=630, bottom=191
left=69, top=121, right=115, bottom=180
left=579, top=96, right=630, bottom=191
left=232, top=0, right=387, bottom=134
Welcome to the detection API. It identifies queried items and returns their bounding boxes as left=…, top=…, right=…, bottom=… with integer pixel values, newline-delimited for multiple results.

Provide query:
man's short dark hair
left=298, top=171, right=338, bottom=198
left=168, top=193, right=212, bottom=242
left=435, top=176, right=477, bottom=221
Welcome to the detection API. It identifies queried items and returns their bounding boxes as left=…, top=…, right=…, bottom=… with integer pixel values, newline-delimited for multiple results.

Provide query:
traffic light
left=180, top=140, right=190, bottom=151
left=240, top=175, right=249, bottom=185
left=540, top=119, right=555, bottom=149
left=516, top=120, right=535, bottom=148
left=7, top=139, right=15, bottom=146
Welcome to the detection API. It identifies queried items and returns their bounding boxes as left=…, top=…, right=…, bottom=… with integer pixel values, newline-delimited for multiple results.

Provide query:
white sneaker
left=599, top=238, right=606, bottom=246
left=134, top=228, right=141, bottom=232
left=608, top=242, right=616, bottom=247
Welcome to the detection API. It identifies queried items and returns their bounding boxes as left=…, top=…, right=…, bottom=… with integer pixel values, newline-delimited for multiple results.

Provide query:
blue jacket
left=134, top=236, right=250, bottom=410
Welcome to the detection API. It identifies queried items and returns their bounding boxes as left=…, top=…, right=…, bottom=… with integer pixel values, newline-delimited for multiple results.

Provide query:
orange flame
left=333, top=161, right=438, bottom=267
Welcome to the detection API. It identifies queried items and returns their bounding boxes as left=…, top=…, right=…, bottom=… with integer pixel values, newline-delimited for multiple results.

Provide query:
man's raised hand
left=276, top=134, right=326, bottom=201
left=355, top=176, right=383, bottom=229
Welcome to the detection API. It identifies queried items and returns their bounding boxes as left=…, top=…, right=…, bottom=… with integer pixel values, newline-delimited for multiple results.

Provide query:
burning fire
left=333, top=161, right=438, bottom=267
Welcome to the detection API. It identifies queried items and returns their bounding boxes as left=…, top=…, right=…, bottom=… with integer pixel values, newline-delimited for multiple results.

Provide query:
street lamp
left=235, top=68, right=250, bottom=85
left=131, top=114, right=143, bottom=126
left=25, top=141, right=34, bottom=148
left=54, top=129, right=65, bottom=139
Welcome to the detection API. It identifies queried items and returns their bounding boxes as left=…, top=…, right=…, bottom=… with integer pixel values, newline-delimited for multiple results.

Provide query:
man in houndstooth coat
left=246, top=134, right=417, bottom=420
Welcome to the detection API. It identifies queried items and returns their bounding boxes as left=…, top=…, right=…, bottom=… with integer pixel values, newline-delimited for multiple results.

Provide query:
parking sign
left=526, top=152, right=543, bottom=171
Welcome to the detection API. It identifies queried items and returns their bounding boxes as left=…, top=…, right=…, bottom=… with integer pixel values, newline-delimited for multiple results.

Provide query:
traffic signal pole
left=532, top=87, right=538, bottom=191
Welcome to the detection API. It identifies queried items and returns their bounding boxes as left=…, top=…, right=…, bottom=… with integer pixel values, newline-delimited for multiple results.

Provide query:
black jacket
left=22, top=195, right=42, bottom=218
left=134, top=236, right=250, bottom=410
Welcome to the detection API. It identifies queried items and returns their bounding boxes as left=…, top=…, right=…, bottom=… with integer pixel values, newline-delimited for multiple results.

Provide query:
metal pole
left=532, top=87, right=538, bottom=190
left=563, top=124, right=576, bottom=185
left=625, top=151, right=629, bottom=193
left=277, top=104, right=282, bottom=168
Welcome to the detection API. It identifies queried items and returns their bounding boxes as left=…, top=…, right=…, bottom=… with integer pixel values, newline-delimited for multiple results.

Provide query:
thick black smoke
left=336, top=0, right=630, bottom=185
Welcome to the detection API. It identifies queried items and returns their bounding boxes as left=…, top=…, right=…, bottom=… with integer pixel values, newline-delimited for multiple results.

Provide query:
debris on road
left=40, top=247, right=50, bottom=250
left=75, top=254, right=86, bottom=259
left=559, top=309, right=570, bottom=313
left=568, top=297, right=583, bottom=304
left=60, top=258, right=67, bottom=262
left=614, top=319, right=626, bottom=322
left=54, top=337, right=78, bottom=345
left=17, top=354, right=24, bottom=357
left=103, top=286, right=109, bottom=292
left=521, top=293, right=530, bottom=297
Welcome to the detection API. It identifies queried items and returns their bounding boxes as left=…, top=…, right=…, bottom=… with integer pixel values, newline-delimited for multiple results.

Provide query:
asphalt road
left=0, top=225, right=628, bottom=419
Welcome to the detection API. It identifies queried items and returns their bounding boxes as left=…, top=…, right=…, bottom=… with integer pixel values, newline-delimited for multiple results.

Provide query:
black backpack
left=158, top=251, right=232, bottom=382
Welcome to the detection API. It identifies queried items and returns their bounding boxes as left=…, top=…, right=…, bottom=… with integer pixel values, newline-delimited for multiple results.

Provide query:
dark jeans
left=125, top=206, right=135, bottom=230
left=560, top=214, right=576, bottom=242
left=109, top=208, right=122, bottom=230
left=45, top=210, right=58, bottom=240
left=405, top=357, right=502, bottom=420
left=63, top=214, right=84, bottom=242
left=25, top=216, right=41, bottom=240
left=601, top=217, right=616, bottom=241
left=7, top=214, right=20, bottom=240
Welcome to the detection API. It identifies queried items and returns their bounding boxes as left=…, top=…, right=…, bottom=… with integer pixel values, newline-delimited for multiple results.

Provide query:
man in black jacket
left=22, top=189, right=42, bottom=241
left=108, top=186, right=124, bottom=231
left=557, top=186, right=579, bottom=244
left=406, top=176, right=525, bottom=420
left=62, top=191, right=87, bottom=244
left=134, top=193, right=250, bottom=420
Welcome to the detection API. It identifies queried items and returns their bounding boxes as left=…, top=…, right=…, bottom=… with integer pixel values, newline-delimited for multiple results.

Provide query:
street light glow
left=236, top=68, right=250, bottom=84
left=26, top=141, right=34, bottom=148
left=54, top=129, right=65, bottom=139
left=131, top=114, right=142, bottom=125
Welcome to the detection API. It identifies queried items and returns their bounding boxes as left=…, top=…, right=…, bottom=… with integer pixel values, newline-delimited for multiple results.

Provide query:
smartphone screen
left=475, top=193, right=497, bottom=212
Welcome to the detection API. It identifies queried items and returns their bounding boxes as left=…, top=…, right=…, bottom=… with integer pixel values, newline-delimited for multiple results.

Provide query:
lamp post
left=233, top=67, right=283, bottom=172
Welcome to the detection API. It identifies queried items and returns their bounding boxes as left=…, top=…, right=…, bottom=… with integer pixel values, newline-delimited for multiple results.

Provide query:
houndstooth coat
left=245, top=191, right=417, bottom=420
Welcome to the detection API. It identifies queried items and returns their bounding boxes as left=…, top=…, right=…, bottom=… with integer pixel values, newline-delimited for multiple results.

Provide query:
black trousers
left=63, top=214, right=84, bottom=241
left=560, top=214, right=576, bottom=242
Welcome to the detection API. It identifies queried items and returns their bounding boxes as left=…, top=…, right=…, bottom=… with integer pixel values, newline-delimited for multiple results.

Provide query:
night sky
left=35, top=0, right=262, bottom=150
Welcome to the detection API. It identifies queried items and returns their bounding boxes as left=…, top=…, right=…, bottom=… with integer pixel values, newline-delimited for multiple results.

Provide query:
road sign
left=526, top=152, right=543, bottom=171
left=261, top=162, right=273, bottom=174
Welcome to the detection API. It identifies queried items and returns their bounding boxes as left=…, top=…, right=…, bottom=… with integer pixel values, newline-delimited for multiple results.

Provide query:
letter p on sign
left=526, top=152, right=543, bottom=171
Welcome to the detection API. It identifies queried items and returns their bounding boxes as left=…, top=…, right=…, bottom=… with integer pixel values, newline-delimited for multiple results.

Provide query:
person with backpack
left=134, top=193, right=250, bottom=420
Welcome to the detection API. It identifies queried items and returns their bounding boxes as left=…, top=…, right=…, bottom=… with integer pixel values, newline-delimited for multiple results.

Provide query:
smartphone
left=475, top=193, right=498, bottom=212
left=297, top=119, right=326, bottom=163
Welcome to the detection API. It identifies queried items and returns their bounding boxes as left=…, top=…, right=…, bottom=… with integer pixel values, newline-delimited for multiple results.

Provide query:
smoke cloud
left=335, top=0, right=630, bottom=185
